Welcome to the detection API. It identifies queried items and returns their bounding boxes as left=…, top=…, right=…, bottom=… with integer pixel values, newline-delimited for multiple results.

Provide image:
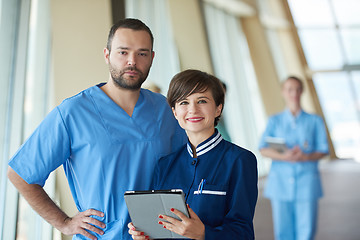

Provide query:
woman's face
left=172, top=89, right=222, bottom=141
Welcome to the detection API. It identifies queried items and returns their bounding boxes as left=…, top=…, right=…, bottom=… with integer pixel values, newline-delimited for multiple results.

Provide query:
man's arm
left=7, top=167, right=105, bottom=240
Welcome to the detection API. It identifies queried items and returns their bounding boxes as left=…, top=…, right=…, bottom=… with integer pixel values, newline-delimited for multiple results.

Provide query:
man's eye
left=139, top=52, right=148, bottom=57
left=119, top=51, right=127, bottom=55
left=198, top=100, right=207, bottom=104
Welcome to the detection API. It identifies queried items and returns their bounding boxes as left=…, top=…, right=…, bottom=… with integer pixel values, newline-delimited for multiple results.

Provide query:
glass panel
left=351, top=71, right=360, bottom=109
left=313, top=72, right=360, bottom=159
left=340, top=29, right=360, bottom=65
left=332, top=0, right=360, bottom=26
left=288, top=0, right=334, bottom=27
left=126, top=0, right=180, bottom=94
left=298, top=29, right=344, bottom=70
left=203, top=3, right=268, bottom=176
left=15, top=0, right=54, bottom=239
left=0, top=0, right=23, bottom=238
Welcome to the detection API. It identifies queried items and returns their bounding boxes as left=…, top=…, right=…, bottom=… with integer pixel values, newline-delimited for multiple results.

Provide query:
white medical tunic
left=9, top=83, right=186, bottom=239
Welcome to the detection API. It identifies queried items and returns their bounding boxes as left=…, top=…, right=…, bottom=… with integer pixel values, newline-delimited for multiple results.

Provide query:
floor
left=253, top=159, right=360, bottom=240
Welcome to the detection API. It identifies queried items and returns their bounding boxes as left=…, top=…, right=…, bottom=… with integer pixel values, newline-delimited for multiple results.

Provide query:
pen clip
left=198, top=179, right=206, bottom=194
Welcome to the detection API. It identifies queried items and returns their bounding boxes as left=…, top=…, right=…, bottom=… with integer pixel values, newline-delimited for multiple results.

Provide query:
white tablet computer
left=124, top=189, right=190, bottom=239
left=265, top=137, right=288, bottom=153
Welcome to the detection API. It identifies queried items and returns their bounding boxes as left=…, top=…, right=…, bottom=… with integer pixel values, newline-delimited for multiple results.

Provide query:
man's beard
left=109, top=64, right=149, bottom=90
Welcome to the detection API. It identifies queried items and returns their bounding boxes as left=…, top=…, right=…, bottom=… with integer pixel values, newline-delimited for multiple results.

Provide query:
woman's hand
left=158, top=205, right=205, bottom=240
left=128, top=222, right=151, bottom=240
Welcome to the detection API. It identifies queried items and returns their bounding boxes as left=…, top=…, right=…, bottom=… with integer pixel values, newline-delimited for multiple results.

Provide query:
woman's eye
left=179, top=101, right=188, bottom=105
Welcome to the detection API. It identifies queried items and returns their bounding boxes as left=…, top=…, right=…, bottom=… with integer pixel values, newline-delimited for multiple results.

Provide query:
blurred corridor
left=254, top=159, right=360, bottom=240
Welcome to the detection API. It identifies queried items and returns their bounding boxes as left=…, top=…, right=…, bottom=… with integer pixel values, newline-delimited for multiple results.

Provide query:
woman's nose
left=188, top=103, right=198, bottom=113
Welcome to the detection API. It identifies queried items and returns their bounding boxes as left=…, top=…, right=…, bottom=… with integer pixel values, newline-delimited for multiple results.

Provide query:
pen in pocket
left=198, top=179, right=206, bottom=194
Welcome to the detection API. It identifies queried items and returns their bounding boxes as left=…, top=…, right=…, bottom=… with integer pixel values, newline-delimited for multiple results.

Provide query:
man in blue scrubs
left=7, top=18, right=185, bottom=239
left=259, top=76, right=329, bottom=240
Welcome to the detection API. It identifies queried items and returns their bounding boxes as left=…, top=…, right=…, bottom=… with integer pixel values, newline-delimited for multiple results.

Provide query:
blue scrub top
left=9, top=83, right=186, bottom=239
left=259, top=109, right=329, bottom=201
left=153, top=130, right=258, bottom=240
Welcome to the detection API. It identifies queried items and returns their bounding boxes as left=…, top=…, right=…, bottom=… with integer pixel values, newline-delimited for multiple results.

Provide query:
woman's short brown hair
left=167, top=69, right=225, bottom=126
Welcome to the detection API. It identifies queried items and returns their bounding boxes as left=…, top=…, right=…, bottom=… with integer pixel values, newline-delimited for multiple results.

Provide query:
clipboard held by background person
left=265, top=137, right=288, bottom=153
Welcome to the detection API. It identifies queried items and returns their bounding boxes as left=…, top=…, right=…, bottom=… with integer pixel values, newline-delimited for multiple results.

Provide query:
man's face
left=104, top=28, right=154, bottom=90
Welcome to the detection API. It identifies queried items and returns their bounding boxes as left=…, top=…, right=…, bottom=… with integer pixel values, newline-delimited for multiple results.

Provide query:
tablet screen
left=124, top=189, right=190, bottom=239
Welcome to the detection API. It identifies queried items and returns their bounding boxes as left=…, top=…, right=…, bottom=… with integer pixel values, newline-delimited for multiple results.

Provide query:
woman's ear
left=215, top=104, right=223, bottom=117
left=172, top=107, right=178, bottom=119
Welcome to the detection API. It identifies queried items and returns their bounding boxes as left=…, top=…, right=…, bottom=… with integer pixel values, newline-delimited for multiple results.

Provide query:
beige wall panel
left=51, top=0, right=112, bottom=105
left=168, top=0, right=213, bottom=73
left=241, top=16, right=284, bottom=116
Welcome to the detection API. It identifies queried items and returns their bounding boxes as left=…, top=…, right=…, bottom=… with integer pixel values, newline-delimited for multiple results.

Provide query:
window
left=203, top=3, right=268, bottom=176
left=288, top=0, right=360, bottom=160
left=0, top=0, right=55, bottom=239
left=125, top=0, right=180, bottom=94
left=0, top=0, right=27, bottom=238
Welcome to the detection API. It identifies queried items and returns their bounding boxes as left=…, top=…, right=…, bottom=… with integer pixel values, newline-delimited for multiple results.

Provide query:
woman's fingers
left=127, top=222, right=150, bottom=239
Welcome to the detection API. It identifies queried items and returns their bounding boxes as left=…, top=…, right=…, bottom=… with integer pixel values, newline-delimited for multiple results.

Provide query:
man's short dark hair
left=106, top=18, right=154, bottom=52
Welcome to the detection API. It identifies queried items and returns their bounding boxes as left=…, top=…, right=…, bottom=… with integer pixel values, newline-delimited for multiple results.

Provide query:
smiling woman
left=128, top=69, right=258, bottom=240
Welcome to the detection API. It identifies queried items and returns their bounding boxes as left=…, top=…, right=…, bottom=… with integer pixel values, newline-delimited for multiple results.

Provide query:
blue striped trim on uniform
left=187, top=131, right=223, bottom=157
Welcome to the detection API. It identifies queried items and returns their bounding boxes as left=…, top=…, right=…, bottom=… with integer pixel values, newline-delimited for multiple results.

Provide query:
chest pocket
left=190, top=184, right=228, bottom=227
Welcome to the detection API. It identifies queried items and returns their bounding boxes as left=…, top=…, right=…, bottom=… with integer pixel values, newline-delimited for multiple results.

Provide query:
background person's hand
left=60, top=209, right=105, bottom=240
left=283, top=146, right=304, bottom=162
left=158, top=205, right=205, bottom=240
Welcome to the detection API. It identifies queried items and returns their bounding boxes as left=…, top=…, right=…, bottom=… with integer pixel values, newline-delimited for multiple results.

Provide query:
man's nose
left=127, top=54, right=136, bottom=66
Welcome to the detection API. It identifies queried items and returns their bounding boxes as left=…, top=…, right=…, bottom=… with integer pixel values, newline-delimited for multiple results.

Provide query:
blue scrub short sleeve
left=9, top=107, right=71, bottom=186
left=259, top=116, right=276, bottom=149
left=314, top=116, right=329, bottom=154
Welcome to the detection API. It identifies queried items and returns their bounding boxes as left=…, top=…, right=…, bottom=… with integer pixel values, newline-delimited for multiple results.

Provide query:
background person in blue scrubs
left=7, top=18, right=185, bottom=240
left=129, top=69, right=258, bottom=240
left=259, top=76, right=329, bottom=240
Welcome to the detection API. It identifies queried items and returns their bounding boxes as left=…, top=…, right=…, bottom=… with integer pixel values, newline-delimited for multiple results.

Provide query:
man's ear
left=104, top=48, right=110, bottom=64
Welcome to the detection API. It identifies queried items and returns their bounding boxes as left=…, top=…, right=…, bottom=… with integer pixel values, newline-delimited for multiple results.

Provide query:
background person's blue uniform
left=9, top=83, right=186, bottom=239
left=259, top=109, right=329, bottom=240
left=153, top=130, right=258, bottom=240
